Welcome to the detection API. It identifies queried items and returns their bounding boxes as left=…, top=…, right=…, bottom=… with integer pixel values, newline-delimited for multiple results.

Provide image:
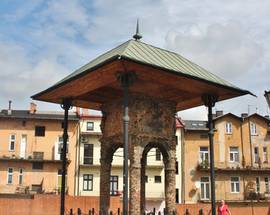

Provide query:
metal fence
left=69, top=207, right=194, bottom=215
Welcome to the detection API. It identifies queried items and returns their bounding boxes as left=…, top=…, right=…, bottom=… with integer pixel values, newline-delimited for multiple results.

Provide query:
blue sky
left=0, top=0, right=269, bottom=119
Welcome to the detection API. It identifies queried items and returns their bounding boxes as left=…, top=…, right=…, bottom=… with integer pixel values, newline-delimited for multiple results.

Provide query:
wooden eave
left=32, top=58, right=251, bottom=112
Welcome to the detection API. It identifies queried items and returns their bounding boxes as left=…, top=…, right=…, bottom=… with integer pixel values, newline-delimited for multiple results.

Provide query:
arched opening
left=110, top=145, right=124, bottom=197
left=141, top=142, right=170, bottom=214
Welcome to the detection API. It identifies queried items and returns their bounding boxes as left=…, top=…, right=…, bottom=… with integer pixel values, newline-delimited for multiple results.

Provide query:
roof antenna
left=133, top=18, right=142, bottom=41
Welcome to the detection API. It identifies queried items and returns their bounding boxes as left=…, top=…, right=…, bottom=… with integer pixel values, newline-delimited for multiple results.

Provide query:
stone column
left=129, top=145, right=142, bottom=215
left=164, top=153, right=176, bottom=214
left=140, top=155, right=146, bottom=214
left=99, top=142, right=113, bottom=215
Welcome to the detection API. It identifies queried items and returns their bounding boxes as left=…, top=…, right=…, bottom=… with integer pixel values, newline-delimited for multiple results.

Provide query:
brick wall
left=0, top=194, right=122, bottom=215
left=0, top=195, right=269, bottom=215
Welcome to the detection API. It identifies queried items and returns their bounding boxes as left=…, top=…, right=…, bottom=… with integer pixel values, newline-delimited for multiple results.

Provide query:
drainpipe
left=181, top=128, right=185, bottom=203
left=247, top=117, right=253, bottom=167
left=60, top=98, right=72, bottom=215
left=74, top=118, right=80, bottom=196
left=240, top=118, right=245, bottom=167
left=77, top=121, right=81, bottom=196
left=202, top=94, right=218, bottom=215
left=240, top=118, right=246, bottom=198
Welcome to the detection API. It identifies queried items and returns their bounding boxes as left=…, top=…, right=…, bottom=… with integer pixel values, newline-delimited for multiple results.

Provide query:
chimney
left=29, top=102, right=37, bottom=114
left=241, top=113, right=248, bottom=118
left=216, top=110, right=223, bottom=117
left=8, top=100, right=12, bottom=115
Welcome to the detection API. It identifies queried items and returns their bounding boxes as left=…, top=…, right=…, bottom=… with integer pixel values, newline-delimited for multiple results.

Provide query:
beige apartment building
left=2, top=102, right=269, bottom=207
left=183, top=111, right=270, bottom=203
left=74, top=109, right=183, bottom=210
left=0, top=103, right=79, bottom=195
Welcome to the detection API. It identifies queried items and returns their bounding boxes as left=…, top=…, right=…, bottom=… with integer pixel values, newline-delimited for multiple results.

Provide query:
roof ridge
left=120, top=39, right=135, bottom=56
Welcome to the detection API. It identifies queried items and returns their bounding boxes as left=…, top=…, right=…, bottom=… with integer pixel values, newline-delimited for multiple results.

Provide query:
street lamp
left=264, top=90, right=270, bottom=109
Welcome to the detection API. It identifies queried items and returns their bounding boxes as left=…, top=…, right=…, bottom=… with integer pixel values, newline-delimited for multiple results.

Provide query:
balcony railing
left=14, top=185, right=69, bottom=195
left=33, top=152, right=44, bottom=160
left=245, top=191, right=270, bottom=201
left=0, top=149, right=69, bottom=162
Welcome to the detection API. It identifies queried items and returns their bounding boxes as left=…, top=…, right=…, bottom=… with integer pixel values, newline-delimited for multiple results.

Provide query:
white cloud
left=165, top=21, right=269, bottom=118
left=0, top=0, right=270, bottom=117
left=165, top=22, right=263, bottom=81
left=0, top=41, right=68, bottom=109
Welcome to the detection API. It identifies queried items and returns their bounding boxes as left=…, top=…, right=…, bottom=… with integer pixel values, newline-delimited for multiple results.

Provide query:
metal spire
left=133, top=19, right=142, bottom=41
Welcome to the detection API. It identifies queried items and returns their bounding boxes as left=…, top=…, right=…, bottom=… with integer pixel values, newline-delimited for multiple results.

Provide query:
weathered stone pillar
left=99, top=141, right=113, bottom=215
left=129, top=144, right=142, bottom=215
left=140, top=155, right=146, bottom=214
left=164, top=152, right=176, bottom=214
left=100, top=95, right=176, bottom=214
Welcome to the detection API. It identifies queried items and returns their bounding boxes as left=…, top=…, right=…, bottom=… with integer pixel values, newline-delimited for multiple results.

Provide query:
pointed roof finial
left=133, top=18, right=142, bottom=41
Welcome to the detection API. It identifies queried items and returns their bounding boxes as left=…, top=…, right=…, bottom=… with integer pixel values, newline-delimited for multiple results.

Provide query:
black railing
left=69, top=208, right=181, bottom=215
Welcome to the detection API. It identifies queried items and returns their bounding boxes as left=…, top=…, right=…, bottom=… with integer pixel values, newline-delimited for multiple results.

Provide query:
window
left=231, top=176, right=240, bottom=193
left=86, top=122, right=94, bottom=131
left=145, top=175, right=148, bottom=183
left=256, top=177, right=260, bottom=193
left=229, top=147, right=239, bottom=162
left=226, top=122, right=232, bottom=134
left=156, top=149, right=161, bottom=161
left=32, top=162, right=43, bottom=170
left=176, top=188, right=179, bottom=203
left=263, top=147, right=268, bottom=163
left=35, top=126, right=45, bottom=136
left=7, top=168, right=13, bottom=184
left=154, top=176, right=162, bottom=183
left=265, top=177, right=270, bottom=193
left=199, top=147, right=209, bottom=163
left=58, top=136, right=69, bottom=154
left=83, top=174, right=93, bottom=191
left=84, top=144, right=93, bottom=164
left=57, top=169, right=67, bottom=193
left=19, top=168, right=23, bottom=185
left=110, top=176, right=118, bottom=196
left=250, top=123, right=257, bottom=135
left=175, top=161, right=179, bottom=175
left=200, top=177, right=210, bottom=200
left=9, top=134, right=16, bottom=151
left=254, top=147, right=259, bottom=163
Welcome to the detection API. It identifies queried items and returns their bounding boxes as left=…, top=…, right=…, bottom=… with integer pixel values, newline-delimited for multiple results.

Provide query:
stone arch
left=142, top=141, right=170, bottom=161
left=99, top=138, right=123, bottom=215
left=140, top=140, right=175, bottom=214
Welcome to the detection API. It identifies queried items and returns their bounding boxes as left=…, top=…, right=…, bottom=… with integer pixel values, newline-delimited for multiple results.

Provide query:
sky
left=0, top=0, right=269, bottom=120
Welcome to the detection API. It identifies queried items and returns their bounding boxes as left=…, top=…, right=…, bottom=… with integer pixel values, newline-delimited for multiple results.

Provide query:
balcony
left=196, top=160, right=209, bottom=170
left=199, top=191, right=270, bottom=203
left=245, top=192, right=270, bottom=201
left=33, top=152, right=44, bottom=160
left=196, top=160, right=270, bottom=173
left=14, top=185, right=69, bottom=195
left=0, top=149, right=67, bottom=163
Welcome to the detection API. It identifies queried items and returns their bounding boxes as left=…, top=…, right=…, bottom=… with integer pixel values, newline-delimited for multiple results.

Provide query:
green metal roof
left=54, top=39, right=241, bottom=90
